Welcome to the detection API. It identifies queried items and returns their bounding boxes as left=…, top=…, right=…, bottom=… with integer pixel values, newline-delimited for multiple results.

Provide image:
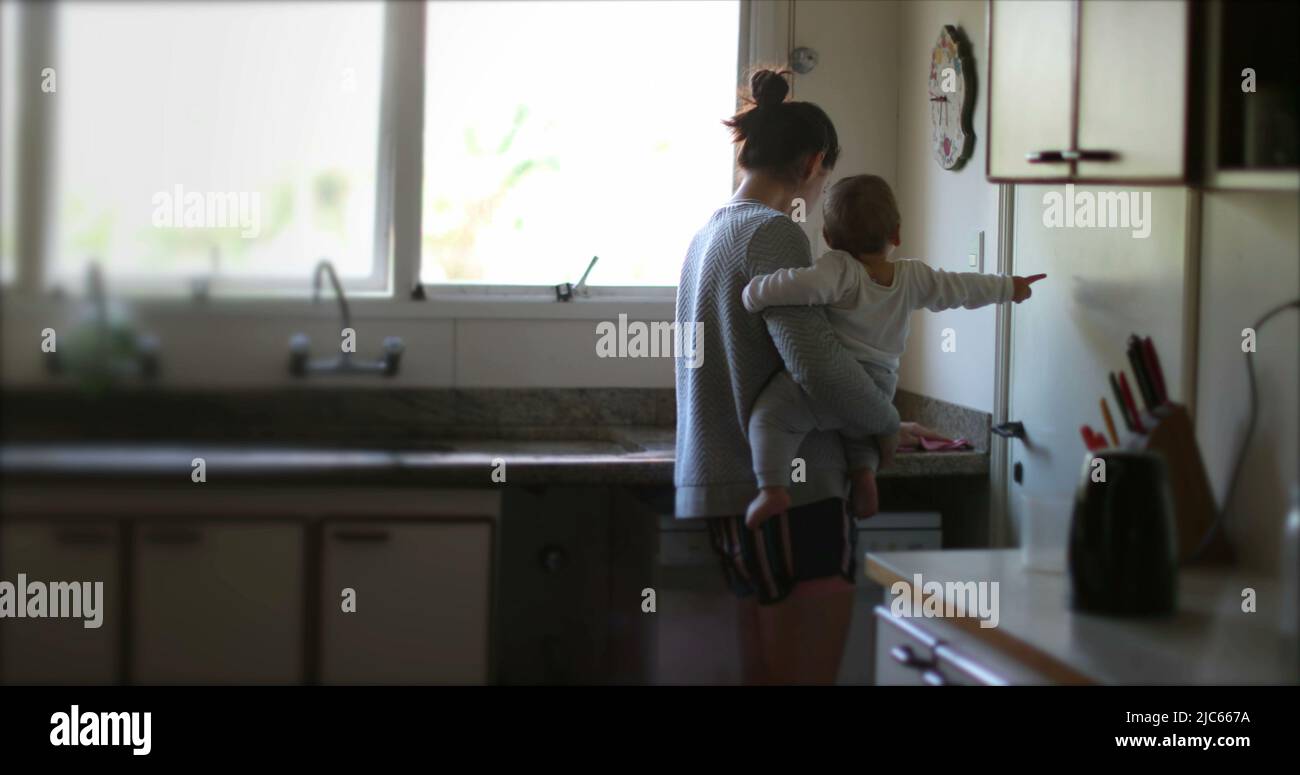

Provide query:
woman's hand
left=898, top=422, right=950, bottom=449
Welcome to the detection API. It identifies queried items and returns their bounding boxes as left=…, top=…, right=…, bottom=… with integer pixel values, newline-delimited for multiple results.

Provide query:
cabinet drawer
left=875, top=606, right=1026, bottom=686
left=931, top=643, right=1010, bottom=686
left=873, top=606, right=942, bottom=686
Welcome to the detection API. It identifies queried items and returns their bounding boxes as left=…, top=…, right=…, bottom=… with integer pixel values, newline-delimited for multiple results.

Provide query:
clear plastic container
left=1018, top=492, right=1074, bottom=573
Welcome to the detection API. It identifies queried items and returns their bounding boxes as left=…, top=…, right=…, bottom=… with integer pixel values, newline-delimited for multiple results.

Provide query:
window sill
left=3, top=290, right=677, bottom=322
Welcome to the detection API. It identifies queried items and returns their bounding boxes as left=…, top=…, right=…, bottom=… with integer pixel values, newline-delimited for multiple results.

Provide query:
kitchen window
left=418, top=0, right=740, bottom=290
left=0, top=0, right=19, bottom=286
left=38, top=1, right=387, bottom=295
left=4, top=0, right=745, bottom=301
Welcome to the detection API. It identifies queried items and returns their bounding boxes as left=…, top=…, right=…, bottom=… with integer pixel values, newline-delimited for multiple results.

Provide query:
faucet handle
left=288, top=333, right=310, bottom=377
left=555, top=256, right=599, bottom=302
left=381, top=336, right=404, bottom=376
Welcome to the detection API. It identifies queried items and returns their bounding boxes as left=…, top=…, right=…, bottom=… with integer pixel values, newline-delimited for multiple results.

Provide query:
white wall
left=894, top=0, right=1002, bottom=412
left=0, top=299, right=678, bottom=389
left=1195, top=190, right=1299, bottom=574
left=791, top=0, right=899, bottom=252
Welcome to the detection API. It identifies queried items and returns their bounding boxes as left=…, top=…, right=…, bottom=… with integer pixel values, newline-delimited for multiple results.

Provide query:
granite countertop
left=866, top=549, right=1297, bottom=685
left=0, top=428, right=987, bottom=487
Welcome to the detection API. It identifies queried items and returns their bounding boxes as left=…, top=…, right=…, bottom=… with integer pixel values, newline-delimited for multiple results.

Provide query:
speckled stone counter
left=0, top=433, right=986, bottom=487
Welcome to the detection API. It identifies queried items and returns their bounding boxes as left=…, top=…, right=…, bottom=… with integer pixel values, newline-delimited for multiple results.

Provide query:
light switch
left=967, top=230, right=985, bottom=271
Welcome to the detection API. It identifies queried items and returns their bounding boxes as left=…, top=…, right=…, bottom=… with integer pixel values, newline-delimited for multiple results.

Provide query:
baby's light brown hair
left=823, top=174, right=900, bottom=255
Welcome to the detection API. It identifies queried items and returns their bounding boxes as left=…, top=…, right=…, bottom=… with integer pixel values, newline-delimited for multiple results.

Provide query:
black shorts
left=706, top=497, right=857, bottom=605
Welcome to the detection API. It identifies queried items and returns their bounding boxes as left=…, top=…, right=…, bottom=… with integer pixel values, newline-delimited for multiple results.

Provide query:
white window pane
left=0, top=0, right=17, bottom=285
left=51, top=1, right=384, bottom=291
left=420, top=0, right=739, bottom=287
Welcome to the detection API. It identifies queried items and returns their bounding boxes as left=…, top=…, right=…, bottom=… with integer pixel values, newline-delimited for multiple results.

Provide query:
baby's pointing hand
left=1012, top=273, right=1046, bottom=303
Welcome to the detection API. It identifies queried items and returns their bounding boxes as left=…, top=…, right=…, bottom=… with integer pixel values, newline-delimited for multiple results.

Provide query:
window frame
left=15, top=0, right=396, bottom=298
left=407, top=0, right=750, bottom=300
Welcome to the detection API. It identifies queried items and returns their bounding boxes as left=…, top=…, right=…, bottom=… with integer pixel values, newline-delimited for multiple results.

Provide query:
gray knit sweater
left=674, top=200, right=901, bottom=518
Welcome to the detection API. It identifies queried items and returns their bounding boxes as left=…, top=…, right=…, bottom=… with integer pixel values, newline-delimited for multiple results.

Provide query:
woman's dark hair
left=723, top=68, right=841, bottom=181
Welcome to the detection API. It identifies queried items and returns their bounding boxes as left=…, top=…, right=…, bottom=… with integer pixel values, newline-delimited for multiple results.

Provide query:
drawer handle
left=922, top=669, right=947, bottom=686
left=1062, top=149, right=1119, bottom=162
left=890, top=644, right=936, bottom=670
left=332, top=529, right=391, bottom=543
left=143, top=528, right=202, bottom=545
left=55, top=528, right=113, bottom=546
left=1025, top=150, right=1069, bottom=164
left=992, top=421, right=1025, bottom=440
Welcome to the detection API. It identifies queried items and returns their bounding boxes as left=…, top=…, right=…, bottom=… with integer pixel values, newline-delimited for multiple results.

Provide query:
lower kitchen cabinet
left=319, top=520, right=493, bottom=685
left=496, top=487, right=613, bottom=684
left=2, top=488, right=500, bottom=685
left=0, top=522, right=121, bottom=685
left=873, top=605, right=1045, bottom=686
left=132, top=522, right=304, bottom=684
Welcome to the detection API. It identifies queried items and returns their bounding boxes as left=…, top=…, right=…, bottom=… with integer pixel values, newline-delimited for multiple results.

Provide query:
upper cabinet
left=988, top=0, right=1190, bottom=183
left=1199, top=0, right=1300, bottom=189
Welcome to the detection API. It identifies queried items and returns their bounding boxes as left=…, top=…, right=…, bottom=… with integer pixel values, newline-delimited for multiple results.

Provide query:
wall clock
left=928, top=25, right=975, bottom=170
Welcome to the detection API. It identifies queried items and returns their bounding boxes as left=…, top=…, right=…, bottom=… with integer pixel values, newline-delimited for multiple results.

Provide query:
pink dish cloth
left=897, top=437, right=973, bottom=453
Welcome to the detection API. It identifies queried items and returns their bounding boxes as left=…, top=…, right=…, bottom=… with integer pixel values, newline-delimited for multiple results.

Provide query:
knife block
left=1129, top=403, right=1233, bottom=565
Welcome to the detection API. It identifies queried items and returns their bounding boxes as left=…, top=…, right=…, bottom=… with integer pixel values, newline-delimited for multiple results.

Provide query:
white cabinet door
left=988, top=0, right=1076, bottom=180
left=132, top=523, right=304, bottom=684
left=320, top=520, right=492, bottom=685
left=1076, top=0, right=1188, bottom=179
left=0, top=523, right=120, bottom=684
left=989, top=0, right=1188, bottom=182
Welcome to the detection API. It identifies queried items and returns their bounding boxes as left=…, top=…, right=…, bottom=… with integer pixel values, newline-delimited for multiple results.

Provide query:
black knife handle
left=1109, top=372, right=1135, bottom=432
left=1126, top=343, right=1156, bottom=411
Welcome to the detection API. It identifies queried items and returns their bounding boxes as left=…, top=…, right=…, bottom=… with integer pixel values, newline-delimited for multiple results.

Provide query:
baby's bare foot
left=746, top=487, right=792, bottom=530
left=850, top=468, right=879, bottom=519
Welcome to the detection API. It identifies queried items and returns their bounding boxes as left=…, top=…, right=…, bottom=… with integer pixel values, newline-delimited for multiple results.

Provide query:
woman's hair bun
left=723, top=66, right=840, bottom=181
left=750, top=69, right=790, bottom=107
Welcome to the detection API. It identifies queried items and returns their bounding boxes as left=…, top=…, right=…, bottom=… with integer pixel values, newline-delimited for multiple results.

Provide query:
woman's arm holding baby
left=742, top=251, right=856, bottom=312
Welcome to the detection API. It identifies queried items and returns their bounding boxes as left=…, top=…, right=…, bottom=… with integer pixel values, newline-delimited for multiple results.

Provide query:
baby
left=742, top=174, right=1044, bottom=528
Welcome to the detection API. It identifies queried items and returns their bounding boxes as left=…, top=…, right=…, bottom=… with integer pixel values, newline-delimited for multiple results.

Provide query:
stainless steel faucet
left=313, top=259, right=353, bottom=366
left=289, top=259, right=403, bottom=377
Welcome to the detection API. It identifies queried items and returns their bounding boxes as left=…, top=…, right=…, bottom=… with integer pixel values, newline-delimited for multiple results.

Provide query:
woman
left=675, top=69, right=922, bottom=684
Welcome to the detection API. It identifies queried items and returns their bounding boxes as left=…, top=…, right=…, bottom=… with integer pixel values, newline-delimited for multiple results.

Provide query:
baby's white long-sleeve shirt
left=742, top=249, right=1014, bottom=372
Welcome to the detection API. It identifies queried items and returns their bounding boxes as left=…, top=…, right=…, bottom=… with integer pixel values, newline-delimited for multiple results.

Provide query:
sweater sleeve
left=742, top=251, right=856, bottom=312
left=906, top=260, right=1014, bottom=311
left=747, top=217, right=900, bottom=438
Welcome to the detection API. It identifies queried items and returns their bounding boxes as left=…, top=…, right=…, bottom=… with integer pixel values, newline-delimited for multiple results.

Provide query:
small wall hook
left=791, top=46, right=818, bottom=74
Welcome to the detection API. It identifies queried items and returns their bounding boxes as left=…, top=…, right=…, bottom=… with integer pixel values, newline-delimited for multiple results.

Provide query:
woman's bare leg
left=746, top=584, right=854, bottom=684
